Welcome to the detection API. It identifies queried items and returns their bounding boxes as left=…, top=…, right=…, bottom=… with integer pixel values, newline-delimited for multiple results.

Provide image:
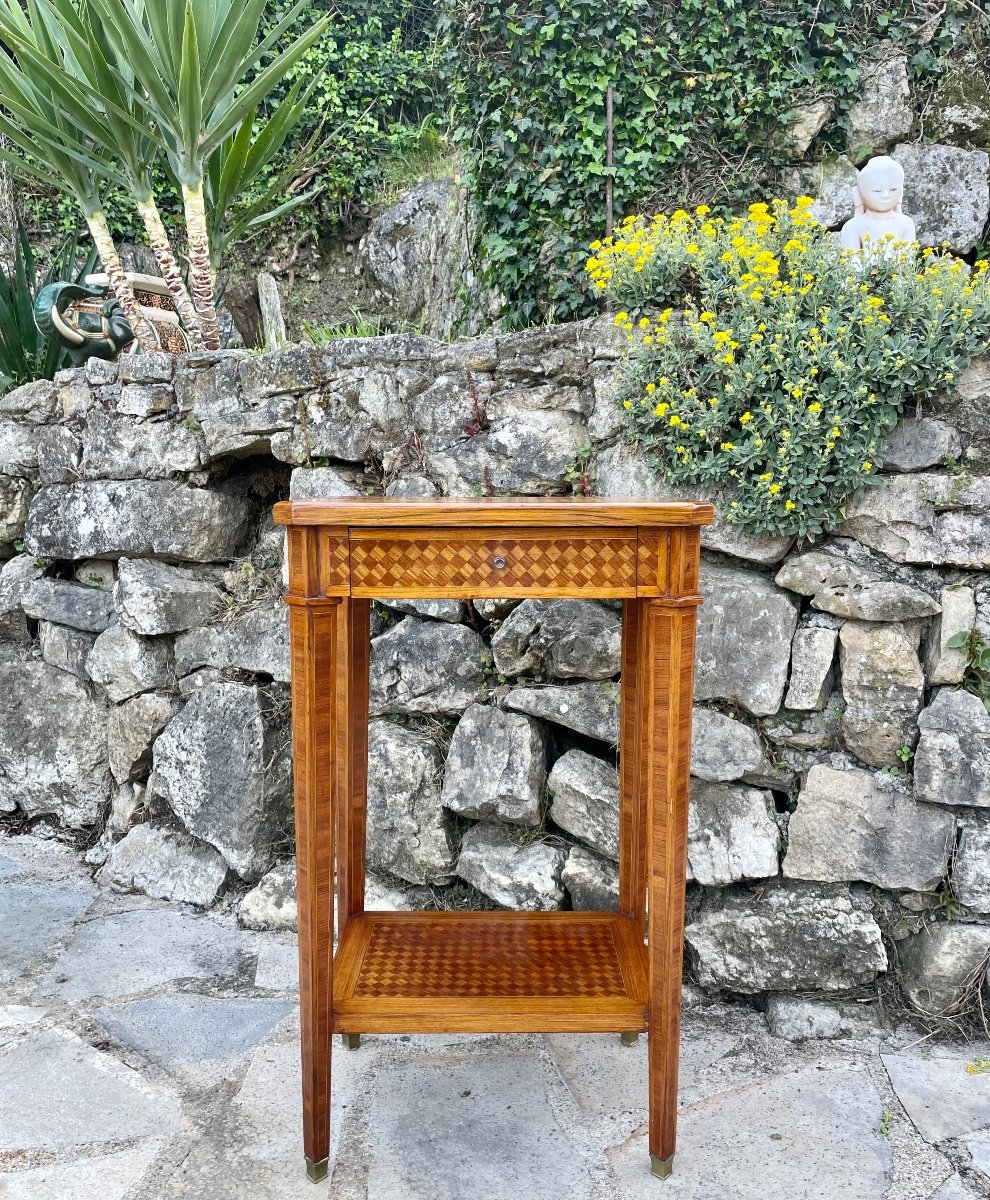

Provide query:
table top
left=273, top=496, right=715, bottom=529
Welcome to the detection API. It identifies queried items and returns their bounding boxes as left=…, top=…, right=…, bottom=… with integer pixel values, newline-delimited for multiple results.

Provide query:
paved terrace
left=1, top=833, right=988, bottom=1200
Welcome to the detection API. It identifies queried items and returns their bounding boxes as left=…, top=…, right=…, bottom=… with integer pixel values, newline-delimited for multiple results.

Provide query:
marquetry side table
left=274, top=496, right=714, bottom=1183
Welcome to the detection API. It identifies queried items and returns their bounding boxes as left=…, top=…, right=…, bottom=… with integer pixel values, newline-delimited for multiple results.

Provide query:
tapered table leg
left=639, top=585, right=702, bottom=1179
left=288, top=596, right=340, bottom=1181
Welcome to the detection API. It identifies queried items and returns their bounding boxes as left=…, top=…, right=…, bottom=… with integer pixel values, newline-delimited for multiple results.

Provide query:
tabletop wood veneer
left=276, top=496, right=714, bottom=1184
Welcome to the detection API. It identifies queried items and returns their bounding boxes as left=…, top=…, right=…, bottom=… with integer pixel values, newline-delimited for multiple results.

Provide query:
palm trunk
left=182, top=182, right=221, bottom=350
left=84, top=209, right=159, bottom=352
left=135, top=195, right=205, bottom=349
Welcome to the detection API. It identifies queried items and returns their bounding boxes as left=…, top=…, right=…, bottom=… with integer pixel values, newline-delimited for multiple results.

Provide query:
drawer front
left=348, top=528, right=639, bottom=597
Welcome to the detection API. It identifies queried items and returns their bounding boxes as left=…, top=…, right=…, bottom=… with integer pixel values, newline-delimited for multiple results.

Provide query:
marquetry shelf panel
left=275, top=495, right=714, bottom=1185
left=332, top=911, right=650, bottom=1034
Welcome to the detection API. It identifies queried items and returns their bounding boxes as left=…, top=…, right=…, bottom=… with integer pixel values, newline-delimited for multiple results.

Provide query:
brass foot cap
left=650, top=1154, right=674, bottom=1180
left=620, top=1032, right=639, bottom=1046
left=341, top=1033, right=361, bottom=1050
left=306, top=1157, right=329, bottom=1183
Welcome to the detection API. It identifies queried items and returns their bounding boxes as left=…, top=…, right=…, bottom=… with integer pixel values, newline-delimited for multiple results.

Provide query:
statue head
left=854, top=156, right=905, bottom=216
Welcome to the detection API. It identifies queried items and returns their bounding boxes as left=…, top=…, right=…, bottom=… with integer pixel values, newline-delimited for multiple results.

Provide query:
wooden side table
left=274, top=496, right=714, bottom=1183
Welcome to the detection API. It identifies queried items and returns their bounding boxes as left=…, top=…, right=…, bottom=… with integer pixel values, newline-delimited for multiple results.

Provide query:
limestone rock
left=898, top=922, right=990, bottom=1015
left=765, top=995, right=886, bottom=1041
left=790, top=155, right=858, bottom=228
left=26, top=481, right=251, bottom=562
left=548, top=749, right=620, bottom=860
left=237, top=859, right=297, bottom=931
left=691, top=708, right=768, bottom=783
left=456, top=822, right=566, bottom=910
left=925, top=586, right=976, bottom=686
left=592, top=443, right=793, bottom=564
left=687, top=782, right=780, bottom=886
left=929, top=65, right=990, bottom=150
left=788, top=97, right=834, bottom=157
left=108, top=693, right=182, bottom=784
left=953, top=822, right=990, bottom=913
left=942, top=356, right=990, bottom=471
left=38, top=621, right=96, bottom=678
left=0, top=554, right=42, bottom=641
left=0, top=420, right=39, bottom=476
left=98, top=824, right=227, bottom=907
left=504, top=682, right=620, bottom=743
left=784, top=765, right=953, bottom=890
left=366, top=719, right=455, bottom=885
left=86, top=625, right=173, bottom=703
left=775, top=546, right=940, bottom=621
left=258, top=271, right=286, bottom=349
left=491, top=598, right=621, bottom=680
left=117, top=383, right=173, bottom=418
left=847, top=49, right=912, bottom=150
left=120, top=353, right=174, bottom=385
left=114, top=558, right=220, bottom=635
left=695, top=562, right=798, bottom=716
left=0, top=378, right=58, bottom=422
left=152, top=682, right=292, bottom=881
left=369, top=616, right=487, bottom=716
left=440, top=704, right=546, bottom=826
left=175, top=605, right=290, bottom=683
left=839, top=621, right=924, bottom=768
left=21, top=578, right=114, bottom=633
left=382, top=598, right=467, bottom=624
left=894, top=142, right=990, bottom=254
left=361, top=179, right=484, bottom=338
left=785, top=627, right=837, bottom=711
left=840, top=472, right=990, bottom=568
left=176, top=355, right=293, bottom=460
left=0, top=659, right=111, bottom=826
left=880, top=418, right=962, bottom=473
left=914, top=689, right=990, bottom=808
left=561, top=845, right=619, bottom=911
left=288, top=465, right=360, bottom=500
left=685, top=882, right=887, bottom=993
left=79, top=411, right=203, bottom=479
left=0, top=477, right=30, bottom=553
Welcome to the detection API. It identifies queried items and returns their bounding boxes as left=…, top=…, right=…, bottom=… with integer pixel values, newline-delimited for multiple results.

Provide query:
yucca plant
left=0, top=218, right=98, bottom=392
left=0, top=1, right=158, bottom=349
left=0, top=0, right=204, bottom=344
left=86, top=0, right=331, bottom=349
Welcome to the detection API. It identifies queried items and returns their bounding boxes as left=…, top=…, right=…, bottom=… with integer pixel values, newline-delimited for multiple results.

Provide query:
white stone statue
left=839, top=155, right=916, bottom=255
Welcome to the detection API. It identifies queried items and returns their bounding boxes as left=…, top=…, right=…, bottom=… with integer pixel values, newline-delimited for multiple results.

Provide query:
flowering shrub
left=588, top=199, right=990, bottom=537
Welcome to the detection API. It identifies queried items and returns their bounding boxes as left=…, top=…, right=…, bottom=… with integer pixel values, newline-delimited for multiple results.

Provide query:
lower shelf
left=332, top=909, right=649, bottom=1034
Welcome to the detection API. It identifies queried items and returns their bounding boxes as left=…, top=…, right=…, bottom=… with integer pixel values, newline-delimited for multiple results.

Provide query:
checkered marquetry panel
left=348, top=536, right=638, bottom=593
left=354, top=920, right=628, bottom=998
left=319, top=535, right=351, bottom=593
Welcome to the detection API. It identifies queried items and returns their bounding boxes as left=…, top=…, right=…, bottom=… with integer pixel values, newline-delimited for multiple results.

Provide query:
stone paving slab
left=0, top=1029, right=181, bottom=1151
left=0, top=883, right=92, bottom=985
left=38, top=909, right=255, bottom=1000
left=94, top=994, right=296, bottom=1083
left=0, top=1141, right=163, bottom=1200
left=882, top=1046, right=990, bottom=1142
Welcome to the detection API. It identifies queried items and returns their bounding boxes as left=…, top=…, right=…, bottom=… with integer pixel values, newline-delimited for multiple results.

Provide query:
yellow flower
left=740, top=411, right=753, bottom=424
left=639, top=317, right=651, bottom=328
left=699, top=311, right=716, bottom=323
left=720, top=441, right=735, bottom=450
left=589, top=240, right=602, bottom=251
left=622, top=400, right=632, bottom=409
left=758, top=472, right=772, bottom=482
left=768, top=484, right=781, bottom=495
left=645, top=382, right=656, bottom=393
left=655, top=401, right=669, bottom=416
left=686, top=242, right=699, bottom=254
left=721, top=353, right=734, bottom=364
left=785, top=499, right=796, bottom=511
left=684, top=76, right=697, bottom=88
left=695, top=204, right=711, bottom=215
left=669, top=414, right=682, bottom=426
left=863, top=461, right=873, bottom=471
left=614, top=311, right=629, bottom=325
left=808, top=402, right=822, bottom=414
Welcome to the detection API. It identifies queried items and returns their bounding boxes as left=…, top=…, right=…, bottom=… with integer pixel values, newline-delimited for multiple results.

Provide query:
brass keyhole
left=491, top=555, right=507, bottom=570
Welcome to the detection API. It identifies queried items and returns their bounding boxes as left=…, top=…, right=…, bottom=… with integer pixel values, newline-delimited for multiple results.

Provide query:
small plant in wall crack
left=946, top=629, right=990, bottom=712
left=462, top=369, right=488, bottom=437
left=565, top=443, right=595, bottom=496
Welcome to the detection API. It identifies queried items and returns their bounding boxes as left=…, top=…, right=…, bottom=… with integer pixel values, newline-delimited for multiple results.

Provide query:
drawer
left=348, top=528, right=639, bottom=598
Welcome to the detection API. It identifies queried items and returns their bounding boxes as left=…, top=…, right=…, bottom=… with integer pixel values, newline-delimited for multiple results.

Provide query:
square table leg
left=288, top=595, right=341, bottom=1181
left=639, top=593, right=701, bottom=1179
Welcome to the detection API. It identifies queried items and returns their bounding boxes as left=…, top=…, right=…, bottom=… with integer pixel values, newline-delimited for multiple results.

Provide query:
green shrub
left=438, top=0, right=966, bottom=328
left=592, top=199, right=990, bottom=538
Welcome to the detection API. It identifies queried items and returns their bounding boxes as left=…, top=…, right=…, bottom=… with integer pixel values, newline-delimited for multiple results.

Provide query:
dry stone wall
left=1, top=315, right=989, bottom=1025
